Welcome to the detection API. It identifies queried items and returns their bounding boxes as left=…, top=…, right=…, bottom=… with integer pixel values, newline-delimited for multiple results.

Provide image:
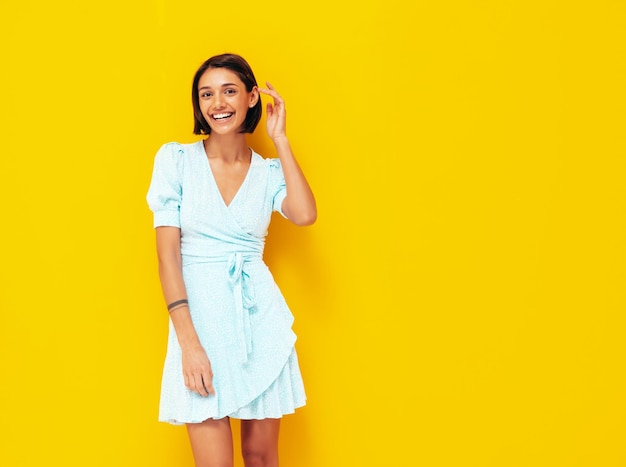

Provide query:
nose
left=213, top=93, right=225, bottom=108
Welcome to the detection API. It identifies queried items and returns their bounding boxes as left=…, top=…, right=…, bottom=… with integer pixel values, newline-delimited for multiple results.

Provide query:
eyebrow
left=198, top=82, right=240, bottom=91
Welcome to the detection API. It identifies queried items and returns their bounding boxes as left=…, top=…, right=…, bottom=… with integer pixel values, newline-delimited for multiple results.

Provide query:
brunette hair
left=192, top=54, right=262, bottom=135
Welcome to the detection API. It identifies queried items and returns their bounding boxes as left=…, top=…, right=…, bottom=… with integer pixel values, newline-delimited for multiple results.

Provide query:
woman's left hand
left=259, top=82, right=287, bottom=142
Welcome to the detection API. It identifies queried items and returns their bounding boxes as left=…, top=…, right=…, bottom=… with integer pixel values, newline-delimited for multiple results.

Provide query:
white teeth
left=213, top=113, right=233, bottom=119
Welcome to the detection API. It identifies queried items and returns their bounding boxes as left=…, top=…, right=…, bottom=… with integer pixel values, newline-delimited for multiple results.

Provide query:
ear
left=249, top=86, right=260, bottom=108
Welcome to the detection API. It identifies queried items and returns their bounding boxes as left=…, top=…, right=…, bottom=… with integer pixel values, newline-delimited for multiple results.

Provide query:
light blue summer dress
left=147, top=140, right=306, bottom=424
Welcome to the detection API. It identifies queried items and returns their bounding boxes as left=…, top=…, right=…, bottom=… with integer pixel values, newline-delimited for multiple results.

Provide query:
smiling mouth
left=212, top=112, right=234, bottom=120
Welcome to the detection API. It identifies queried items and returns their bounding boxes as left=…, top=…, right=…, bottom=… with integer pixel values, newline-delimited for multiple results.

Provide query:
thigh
left=187, top=417, right=233, bottom=467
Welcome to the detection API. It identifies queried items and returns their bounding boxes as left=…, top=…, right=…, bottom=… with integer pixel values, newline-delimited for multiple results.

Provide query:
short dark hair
left=192, top=54, right=262, bottom=135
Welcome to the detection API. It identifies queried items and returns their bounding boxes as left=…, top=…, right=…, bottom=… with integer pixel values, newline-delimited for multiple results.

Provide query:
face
left=197, top=67, right=259, bottom=135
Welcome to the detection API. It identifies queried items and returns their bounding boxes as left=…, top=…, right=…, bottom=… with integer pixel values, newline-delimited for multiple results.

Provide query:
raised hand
left=259, top=82, right=287, bottom=142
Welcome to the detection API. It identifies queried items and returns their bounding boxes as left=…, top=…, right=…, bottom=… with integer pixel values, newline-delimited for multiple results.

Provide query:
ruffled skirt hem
left=159, top=348, right=306, bottom=425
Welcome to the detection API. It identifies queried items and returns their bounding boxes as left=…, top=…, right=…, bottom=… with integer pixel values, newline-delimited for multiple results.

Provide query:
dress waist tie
left=227, top=252, right=257, bottom=365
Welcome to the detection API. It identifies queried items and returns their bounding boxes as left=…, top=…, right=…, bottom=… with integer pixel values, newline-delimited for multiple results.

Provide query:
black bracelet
left=167, top=299, right=189, bottom=311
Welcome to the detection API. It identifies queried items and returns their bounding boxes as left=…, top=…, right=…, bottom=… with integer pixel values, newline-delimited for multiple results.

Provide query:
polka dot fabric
left=147, top=141, right=306, bottom=424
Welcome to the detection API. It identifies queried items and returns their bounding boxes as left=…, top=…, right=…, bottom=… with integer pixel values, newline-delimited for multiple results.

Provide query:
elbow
left=291, top=209, right=317, bottom=226
left=283, top=197, right=317, bottom=226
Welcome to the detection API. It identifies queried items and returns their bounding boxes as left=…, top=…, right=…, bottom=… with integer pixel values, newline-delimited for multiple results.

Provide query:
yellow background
left=1, top=0, right=625, bottom=465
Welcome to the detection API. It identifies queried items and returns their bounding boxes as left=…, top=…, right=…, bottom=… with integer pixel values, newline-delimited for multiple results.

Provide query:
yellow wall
left=1, top=1, right=625, bottom=465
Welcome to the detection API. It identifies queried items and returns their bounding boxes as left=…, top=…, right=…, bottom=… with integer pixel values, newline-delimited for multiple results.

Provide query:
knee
left=241, top=446, right=276, bottom=467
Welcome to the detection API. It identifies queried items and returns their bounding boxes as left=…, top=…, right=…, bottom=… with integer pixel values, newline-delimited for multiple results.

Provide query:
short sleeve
left=268, top=158, right=288, bottom=218
left=146, top=143, right=185, bottom=228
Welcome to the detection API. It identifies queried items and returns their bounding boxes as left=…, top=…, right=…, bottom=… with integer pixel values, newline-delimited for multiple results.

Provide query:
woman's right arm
left=156, top=226, right=215, bottom=397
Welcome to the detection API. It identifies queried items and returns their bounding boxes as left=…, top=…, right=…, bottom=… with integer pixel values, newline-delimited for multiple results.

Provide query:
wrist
left=272, top=135, right=290, bottom=148
left=179, top=337, right=204, bottom=352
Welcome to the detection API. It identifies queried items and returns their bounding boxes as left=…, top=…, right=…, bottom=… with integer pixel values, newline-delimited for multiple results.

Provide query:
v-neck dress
left=147, top=141, right=306, bottom=424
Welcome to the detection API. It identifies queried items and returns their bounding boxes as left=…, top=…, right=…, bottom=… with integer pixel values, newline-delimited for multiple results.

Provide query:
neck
left=203, top=134, right=250, bottom=162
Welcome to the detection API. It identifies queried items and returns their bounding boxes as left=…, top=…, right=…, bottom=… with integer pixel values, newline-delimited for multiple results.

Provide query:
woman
left=147, top=53, right=316, bottom=467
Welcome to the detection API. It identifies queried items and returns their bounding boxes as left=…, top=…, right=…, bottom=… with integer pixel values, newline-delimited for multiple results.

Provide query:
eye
left=225, top=88, right=237, bottom=95
left=200, top=92, right=212, bottom=98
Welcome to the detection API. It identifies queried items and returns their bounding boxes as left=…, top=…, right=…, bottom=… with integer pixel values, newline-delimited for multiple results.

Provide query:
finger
left=194, top=374, right=209, bottom=397
left=187, top=372, right=204, bottom=396
left=258, top=87, right=276, bottom=97
left=202, top=375, right=216, bottom=396
left=266, top=102, right=273, bottom=117
left=266, top=82, right=283, bottom=101
left=259, top=84, right=283, bottom=102
left=259, top=89, right=282, bottom=105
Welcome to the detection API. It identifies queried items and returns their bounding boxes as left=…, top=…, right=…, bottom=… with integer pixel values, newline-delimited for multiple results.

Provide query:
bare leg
left=187, top=417, right=234, bottom=467
left=241, top=418, right=281, bottom=467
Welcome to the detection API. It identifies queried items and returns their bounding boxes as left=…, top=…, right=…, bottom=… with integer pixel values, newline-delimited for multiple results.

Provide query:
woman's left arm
left=260, top=82, right=317, bottom=226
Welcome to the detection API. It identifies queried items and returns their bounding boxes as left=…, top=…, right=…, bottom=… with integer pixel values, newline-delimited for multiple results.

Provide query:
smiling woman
left=197, top=69, right=257, bottom=139
left=147, top=53, right=317, bottom=467
left=192, top=54, right=263, bottom=137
